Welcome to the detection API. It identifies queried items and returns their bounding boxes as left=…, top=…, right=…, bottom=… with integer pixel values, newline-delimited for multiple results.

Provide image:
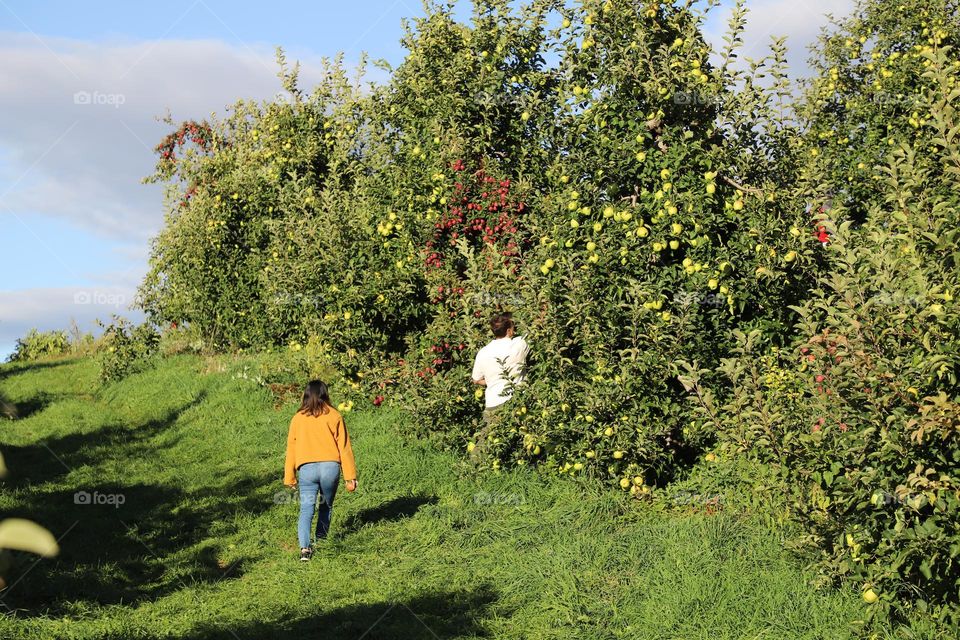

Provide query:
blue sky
left=0, top=0, right=852, bottom=361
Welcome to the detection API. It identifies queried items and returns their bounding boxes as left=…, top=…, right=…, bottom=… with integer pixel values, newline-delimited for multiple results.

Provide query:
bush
left=97, top=317, right=161, bottom=383
left=135, top=0, right=960, bottom=627
left=685, top=32, right=960, bottom=625
left=10, top=329, right=71, bottom=362
left=158, top=321, right=206, bottom=357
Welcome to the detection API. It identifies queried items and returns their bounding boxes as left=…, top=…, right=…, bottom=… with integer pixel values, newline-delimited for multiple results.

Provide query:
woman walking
left=283, top=380, right=358, bottom=561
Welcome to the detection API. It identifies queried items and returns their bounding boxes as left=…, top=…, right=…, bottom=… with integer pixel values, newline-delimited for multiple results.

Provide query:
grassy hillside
left=0, top=354, right=871, bottom=639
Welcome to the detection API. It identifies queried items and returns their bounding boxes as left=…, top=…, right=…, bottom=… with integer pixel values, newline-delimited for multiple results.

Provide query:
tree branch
left=722, top=175, right=764, bottom=196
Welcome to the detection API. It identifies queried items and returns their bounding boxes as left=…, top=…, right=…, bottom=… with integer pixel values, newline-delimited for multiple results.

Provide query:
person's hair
left=298, top=380, right=331, bottom=417
left=490, top=312, right=515, bottom=338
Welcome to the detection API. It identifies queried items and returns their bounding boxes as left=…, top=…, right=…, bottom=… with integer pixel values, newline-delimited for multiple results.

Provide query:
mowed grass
left=0, top=354, right=870, bottom=639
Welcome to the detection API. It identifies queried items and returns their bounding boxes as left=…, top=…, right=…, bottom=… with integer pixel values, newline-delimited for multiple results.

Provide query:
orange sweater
left=283, top=407, right=357, bottom=485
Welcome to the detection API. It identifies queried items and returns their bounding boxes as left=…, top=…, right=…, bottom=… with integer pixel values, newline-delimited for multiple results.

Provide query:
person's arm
left=471, top=350, right=486, bottom=385
left=512, top=336, right=530, bottom=362
left=335, top=414, right=359, bottom=490
left=283, top=417, right=297, bottom=486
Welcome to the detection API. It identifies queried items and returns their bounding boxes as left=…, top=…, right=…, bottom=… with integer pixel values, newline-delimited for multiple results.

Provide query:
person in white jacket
left=471, top=312, right=530, bottom=424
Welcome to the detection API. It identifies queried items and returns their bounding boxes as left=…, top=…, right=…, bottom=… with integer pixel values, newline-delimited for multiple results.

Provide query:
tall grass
left=0, top=354, right=877, bottom=639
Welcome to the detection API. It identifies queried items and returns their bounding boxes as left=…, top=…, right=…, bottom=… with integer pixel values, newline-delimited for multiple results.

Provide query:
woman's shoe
left=299, top=547, right=313, bottom=562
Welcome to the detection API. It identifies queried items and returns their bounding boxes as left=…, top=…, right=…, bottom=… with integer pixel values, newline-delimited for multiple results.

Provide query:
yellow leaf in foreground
left=0, top=518, right=59, bottom=557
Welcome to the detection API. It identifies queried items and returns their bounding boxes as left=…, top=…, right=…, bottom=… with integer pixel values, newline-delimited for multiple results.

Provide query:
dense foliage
left=62, top=0, right=954, bottom=627
left=9, top=329, right=70, bottom=362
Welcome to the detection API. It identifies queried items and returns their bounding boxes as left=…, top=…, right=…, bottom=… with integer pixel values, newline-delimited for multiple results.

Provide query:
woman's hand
left=346, top=479, right=358, bottom=492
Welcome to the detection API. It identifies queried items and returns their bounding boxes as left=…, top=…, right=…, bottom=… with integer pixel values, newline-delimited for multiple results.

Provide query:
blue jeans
left=297, top=461, right=340, bottom=548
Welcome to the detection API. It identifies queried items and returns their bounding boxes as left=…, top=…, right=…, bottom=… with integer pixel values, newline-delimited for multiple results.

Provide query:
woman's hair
left=298, top=380, right=331, bottom=417
left=490, top=312, right=515, bottom=338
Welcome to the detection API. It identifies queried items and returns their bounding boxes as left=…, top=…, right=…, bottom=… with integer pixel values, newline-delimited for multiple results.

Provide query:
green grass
left=0, top=354, right=874, bottom=639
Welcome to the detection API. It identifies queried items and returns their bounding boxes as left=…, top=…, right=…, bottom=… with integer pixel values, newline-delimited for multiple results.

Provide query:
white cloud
left=703, top=0, right=856, bottom=76
left=0, top=32, right=359, bottom=244
left=0, top=33, right=384, bottom=358
left=0, top=285, right=144, bottom=358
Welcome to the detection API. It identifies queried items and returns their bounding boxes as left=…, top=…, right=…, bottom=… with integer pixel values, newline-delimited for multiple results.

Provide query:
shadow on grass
left=0, top=391, right=208, bottom=489
left=0, top=357, right=79, bottom=378
left=0, top=391, right=274, bottom=615
left=338, top=494, right=439, bottom=536
left=173, top=585, right=499, bottom=640
left=3, top=393, right=53, bottom=420
left=0, top=357, right=81, bottom=419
